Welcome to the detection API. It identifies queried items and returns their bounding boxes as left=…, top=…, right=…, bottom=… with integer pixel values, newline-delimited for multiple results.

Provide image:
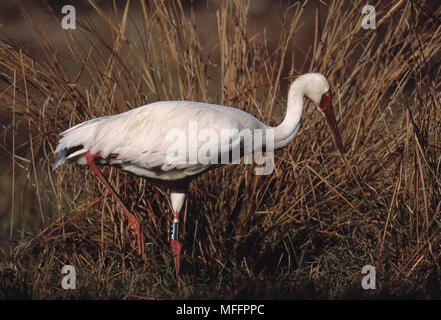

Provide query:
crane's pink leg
left=86, top=151, right=145, bottom=259
left=170, top=211, right=182, bottom=287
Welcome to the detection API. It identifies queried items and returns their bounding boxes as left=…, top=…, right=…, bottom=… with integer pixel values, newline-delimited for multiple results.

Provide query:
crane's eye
left=319, top=89, right=332, bottom=110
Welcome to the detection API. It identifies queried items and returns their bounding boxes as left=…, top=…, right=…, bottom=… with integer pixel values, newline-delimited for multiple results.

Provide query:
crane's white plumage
left=54, top=73, right=334, bottom=180
left=54, top=101, right=269, bottom=181
left=53, top=72, right=343, bottom=282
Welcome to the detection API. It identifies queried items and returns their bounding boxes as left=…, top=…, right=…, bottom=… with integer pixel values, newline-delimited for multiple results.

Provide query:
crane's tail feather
left=53, top=145, right=87, bottom=170
left=53, top=148, right=67, bottom=170
left=53, top=116, right=109, bottom=170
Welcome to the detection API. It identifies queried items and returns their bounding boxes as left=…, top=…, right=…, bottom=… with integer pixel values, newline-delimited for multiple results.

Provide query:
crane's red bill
left=320, top=90, right=345, bottom=154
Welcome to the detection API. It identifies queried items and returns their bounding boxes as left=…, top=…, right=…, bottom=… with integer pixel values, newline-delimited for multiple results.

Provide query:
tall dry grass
left=0, top=0, right=440, bottom=298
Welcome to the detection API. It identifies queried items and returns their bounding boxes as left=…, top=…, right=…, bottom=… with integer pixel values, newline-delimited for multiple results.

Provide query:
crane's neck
left=273, top=81, right=305, bottom=150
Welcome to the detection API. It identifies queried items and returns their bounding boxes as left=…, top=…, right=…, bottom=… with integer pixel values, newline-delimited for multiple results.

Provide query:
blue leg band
left=170, top=218, right=179, bottom=240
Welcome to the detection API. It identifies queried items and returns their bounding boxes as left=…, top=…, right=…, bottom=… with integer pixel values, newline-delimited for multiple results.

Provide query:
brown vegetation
left=0, top=0, right=440, bottom=299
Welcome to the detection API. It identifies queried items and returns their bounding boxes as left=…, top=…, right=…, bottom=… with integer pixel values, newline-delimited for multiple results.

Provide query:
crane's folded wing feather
left=54, top=101, right=267, bottom=180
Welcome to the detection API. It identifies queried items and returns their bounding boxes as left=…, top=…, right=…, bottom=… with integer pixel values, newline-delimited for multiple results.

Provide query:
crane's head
left=300, top=73, right=345, bottom=154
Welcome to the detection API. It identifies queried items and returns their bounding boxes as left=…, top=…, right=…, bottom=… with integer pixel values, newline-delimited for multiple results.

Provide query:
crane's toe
left=127, top=216, right=145, bottom=260
left=171, top=239, right=182, bottom=287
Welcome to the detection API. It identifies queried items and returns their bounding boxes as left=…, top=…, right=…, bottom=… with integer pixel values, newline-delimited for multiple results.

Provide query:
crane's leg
left=86, top=151, right=145, bottom=260
left=170, top=211, right=182, bottom=286
left=170, top=191, right=186, bottom=288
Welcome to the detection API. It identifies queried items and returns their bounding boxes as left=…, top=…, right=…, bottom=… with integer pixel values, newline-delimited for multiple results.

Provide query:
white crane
left=54, top=72, right=344, bottom=286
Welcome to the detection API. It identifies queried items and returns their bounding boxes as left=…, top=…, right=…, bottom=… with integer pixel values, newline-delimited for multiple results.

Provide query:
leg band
left=170, top=218, right=179, bottom=241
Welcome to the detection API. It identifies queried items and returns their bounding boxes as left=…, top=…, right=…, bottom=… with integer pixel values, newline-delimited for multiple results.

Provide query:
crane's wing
left=54, top=101, right=266, bottom=181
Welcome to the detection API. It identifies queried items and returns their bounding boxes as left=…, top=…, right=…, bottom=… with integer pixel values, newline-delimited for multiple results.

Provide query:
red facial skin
left=319, top=89, right=345, bottom=154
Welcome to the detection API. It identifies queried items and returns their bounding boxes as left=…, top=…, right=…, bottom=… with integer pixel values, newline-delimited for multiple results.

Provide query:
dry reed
left=0, top=0, right=440, bottom=299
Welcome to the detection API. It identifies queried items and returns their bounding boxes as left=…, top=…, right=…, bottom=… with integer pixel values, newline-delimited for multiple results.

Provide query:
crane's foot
left=127, top=215, right=145, bottom=260
left=170, top=215, right=182, bottom=288
left=170, top=239, right=182, bottom=288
